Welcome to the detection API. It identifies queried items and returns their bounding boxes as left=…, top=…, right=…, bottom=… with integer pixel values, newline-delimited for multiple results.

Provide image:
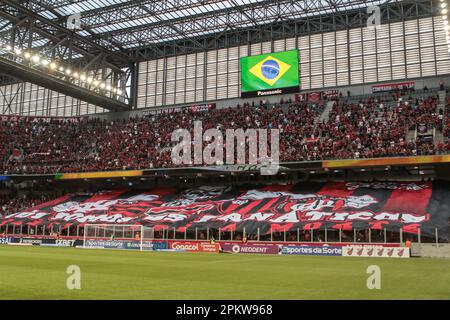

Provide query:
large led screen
left=240, top=50, right=299, bottom=98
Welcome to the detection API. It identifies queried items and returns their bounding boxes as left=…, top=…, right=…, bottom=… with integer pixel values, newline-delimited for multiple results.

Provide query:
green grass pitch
left=0, top=245, right=449, bottom=300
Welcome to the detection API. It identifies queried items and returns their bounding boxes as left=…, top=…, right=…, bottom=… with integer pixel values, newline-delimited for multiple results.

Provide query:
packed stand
left=291, top=94, right=446, bottom=161
left=0, top=94, right=449, bottom=174
left=0, top=191, right=56, bottom=217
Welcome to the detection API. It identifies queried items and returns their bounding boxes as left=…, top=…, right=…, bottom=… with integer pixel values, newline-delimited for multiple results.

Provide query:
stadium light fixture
left=0, top=36, right=125, bottom=101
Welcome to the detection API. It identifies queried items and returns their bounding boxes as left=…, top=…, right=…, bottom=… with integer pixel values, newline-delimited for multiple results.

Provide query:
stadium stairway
left=438, top=90, right=446, bottom=105
left=406, top=128, right=417, bottom=143
left=434, top=130, right=445, bottom=145
left=316, top=100, right=335, bottom=124
left=437, top=90, right=447, bottom=144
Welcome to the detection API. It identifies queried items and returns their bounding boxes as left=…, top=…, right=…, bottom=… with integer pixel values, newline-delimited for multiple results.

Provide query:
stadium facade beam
left=23, top=0, right=129, bottom=56
left=0, top=10, right=122, bottom=72
left=134, top=1, right=205, bottom=51
left=128, top=0, right=436, bottom=60
left=7, top=1, right=434, bottom=58
left=20, top=0, right=408, bottom=51
left=0, top=9, right=132, bottom=103
left=49, top=0, right=232, bottom=29
left=77, top=0, right=403, bottom=47
left=0, top=57, right=130, bottom=111
left=0, top=0, right=130, bottom=67
left=0, top=1, right=135, bottom=108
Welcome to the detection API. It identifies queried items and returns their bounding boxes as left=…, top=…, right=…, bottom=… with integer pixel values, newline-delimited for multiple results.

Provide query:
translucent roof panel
left=9, top=0, right=399, bottom=50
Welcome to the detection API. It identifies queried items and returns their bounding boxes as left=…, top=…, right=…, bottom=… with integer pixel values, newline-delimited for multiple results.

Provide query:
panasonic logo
left=257, top=89, right=282, bottom=96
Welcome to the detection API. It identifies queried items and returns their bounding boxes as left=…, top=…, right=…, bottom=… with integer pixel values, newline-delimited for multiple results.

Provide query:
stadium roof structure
left=1, top=0, right=435, bottom=60
left=0, top=0, right=439, bottom=109
left=26, top=0, right=398, bottom=46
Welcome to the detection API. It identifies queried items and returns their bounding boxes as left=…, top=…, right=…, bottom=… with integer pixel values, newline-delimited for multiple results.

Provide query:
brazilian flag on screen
left=240, top=50, right=299, bottom=96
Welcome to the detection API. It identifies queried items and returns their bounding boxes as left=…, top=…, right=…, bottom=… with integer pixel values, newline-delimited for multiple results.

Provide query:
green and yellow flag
left=240, top=50, right=299, bottom=95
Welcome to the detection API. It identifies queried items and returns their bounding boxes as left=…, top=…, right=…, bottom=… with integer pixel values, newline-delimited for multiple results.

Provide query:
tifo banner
left=296, top=90, right=340, bottom=102
left=307, top=91, right=322, bottom=102
left=322, top=89, right=340, bottom=99
left=142, top=103, right=215, bottom=116
left=169, top=241, right=220, bottom=253
left=342, top=245, right=410, bottom=258
left=372, top=81, right=415, bottom=93
left=296, top=92, right=322, bottom=102
left=222, top=243, right=281, bottom=255
left=1, top=181, right=450, bottom=239
left=281, top=245, right=342, bottom=256
left=0, top=115, right=82, bottom=123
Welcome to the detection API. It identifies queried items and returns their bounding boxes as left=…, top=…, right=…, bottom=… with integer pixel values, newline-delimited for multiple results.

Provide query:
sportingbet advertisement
left=240, top=50, right=299, bottom=98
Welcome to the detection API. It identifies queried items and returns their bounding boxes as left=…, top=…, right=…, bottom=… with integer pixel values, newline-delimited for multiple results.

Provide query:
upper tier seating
left=1, top=95, right=448, bottom=174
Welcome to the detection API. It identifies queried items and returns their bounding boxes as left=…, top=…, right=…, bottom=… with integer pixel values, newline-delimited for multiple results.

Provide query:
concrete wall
left=411, top=243, right=450, bottom=258
left=214, top=75, right=450, bottom=109
left=92, top=74, right=450, bottom=121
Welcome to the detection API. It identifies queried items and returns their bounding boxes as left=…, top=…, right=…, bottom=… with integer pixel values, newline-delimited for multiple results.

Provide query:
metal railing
left=1, top=223, right=448, bottom=246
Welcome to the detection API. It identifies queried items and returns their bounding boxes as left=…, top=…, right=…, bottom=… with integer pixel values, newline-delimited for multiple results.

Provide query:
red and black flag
left=1, top=181, right=449, bottom=239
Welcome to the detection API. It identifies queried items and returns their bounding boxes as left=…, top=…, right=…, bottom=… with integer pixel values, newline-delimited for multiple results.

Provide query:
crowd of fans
left=0, top=93, right=448, bottom=174
left=295, top=95, right=446, bottom=161
left=0, top=191, right=56, bottom=217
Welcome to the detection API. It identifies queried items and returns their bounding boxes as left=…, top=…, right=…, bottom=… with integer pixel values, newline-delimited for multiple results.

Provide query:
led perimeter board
left=240, top=50, right=300, bottom=98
